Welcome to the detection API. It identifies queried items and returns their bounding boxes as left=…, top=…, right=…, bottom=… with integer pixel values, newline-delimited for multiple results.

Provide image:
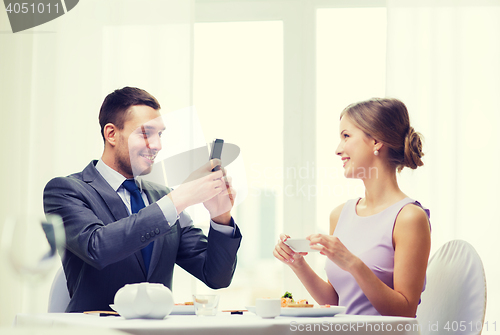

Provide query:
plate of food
left=279, top=291, right=345, bottom=317
left=280, top=305, right=346, bottom=317
left=283, top=239, right=319, bottom=253
left=172, top=302, right=195, bottom=315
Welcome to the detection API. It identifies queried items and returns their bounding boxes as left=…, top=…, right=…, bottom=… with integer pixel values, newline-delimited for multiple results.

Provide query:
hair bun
left=403, top=127, right=424, bottom=170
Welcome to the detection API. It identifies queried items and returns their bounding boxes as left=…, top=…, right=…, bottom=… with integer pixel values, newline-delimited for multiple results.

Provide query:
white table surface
left=14, top=312, right=422, bottom=335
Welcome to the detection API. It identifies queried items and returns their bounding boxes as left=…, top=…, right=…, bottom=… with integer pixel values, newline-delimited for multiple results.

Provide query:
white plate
left=280, top=306, right=346, bottom=317
left=110, top=304, right=195, bottom=317
left=171, top=305, right=195, bottom=315
left=246, top=305, right=346, bottom=317
left=284, top=239, right=319, bottom=253
left=245, top=306, right=256, bottom=314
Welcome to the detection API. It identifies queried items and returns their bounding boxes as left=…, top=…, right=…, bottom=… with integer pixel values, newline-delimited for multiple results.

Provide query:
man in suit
left=43, top=87, right=242, bottom=313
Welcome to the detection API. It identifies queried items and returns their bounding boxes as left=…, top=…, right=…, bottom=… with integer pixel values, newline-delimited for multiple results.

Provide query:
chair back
left=417, top=240, right=486, bottom=335
left=47, top=266, right=70, bottom=313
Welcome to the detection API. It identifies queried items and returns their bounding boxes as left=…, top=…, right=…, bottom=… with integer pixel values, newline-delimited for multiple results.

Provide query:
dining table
left=13, top=311, right=422, bottom=335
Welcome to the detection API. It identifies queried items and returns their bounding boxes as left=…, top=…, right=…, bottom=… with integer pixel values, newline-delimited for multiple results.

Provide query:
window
left=191, top=0, right=387, bottom=307
left=173, top=20, right=284, bottom=308
left=315, top=7, right=387, bottom=233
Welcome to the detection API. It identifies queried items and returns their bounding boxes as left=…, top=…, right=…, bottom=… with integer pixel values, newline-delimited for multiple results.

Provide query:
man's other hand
left=168, top=159, right=235, bottom=220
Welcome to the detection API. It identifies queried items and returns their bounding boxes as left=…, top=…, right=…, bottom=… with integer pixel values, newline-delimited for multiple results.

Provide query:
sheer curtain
left=0, top=0, right=193, bottom=325
left=386, top=0, right=500, bottom=323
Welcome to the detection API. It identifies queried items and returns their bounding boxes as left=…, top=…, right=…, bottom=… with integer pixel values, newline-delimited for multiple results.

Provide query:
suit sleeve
left=43, top=176, right=173, bottom=270
left=174, top=213, right=242, bottom=289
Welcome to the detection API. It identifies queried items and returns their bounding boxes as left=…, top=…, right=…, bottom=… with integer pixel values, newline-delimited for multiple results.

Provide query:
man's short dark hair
left=99, top=87, right=161, bottom=142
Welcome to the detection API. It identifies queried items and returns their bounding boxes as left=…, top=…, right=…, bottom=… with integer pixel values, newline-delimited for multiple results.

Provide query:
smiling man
left=43, top=87, right=242, bottom=313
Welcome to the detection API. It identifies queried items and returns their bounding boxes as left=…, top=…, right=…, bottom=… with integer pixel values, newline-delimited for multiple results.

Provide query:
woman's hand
left=273, top=234, right=308, bottom=268
left=307, top=234, right=360, bottom=272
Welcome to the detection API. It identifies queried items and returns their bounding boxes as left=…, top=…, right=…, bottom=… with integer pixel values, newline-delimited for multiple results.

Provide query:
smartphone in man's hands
left=210, top=139, right=224, bottom=171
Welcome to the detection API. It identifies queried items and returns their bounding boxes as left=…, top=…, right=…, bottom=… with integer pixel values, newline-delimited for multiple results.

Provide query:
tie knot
left=122, top=179, right=140, bottom=193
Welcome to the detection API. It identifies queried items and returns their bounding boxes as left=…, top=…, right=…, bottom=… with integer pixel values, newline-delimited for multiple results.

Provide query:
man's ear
left=103, top=123, right=118, bottom=147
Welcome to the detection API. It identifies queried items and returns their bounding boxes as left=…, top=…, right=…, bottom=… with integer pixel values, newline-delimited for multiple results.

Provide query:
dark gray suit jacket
left=43, top=160, right=242, bottom=312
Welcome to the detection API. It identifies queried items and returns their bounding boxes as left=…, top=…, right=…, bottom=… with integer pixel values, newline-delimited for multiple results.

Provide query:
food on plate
left=281, top=291, right=314, bottom=308
left=281, top=297, right=291, bottom=307
left=175, top=301, right=194, bottom=305
left=286, top=302, right=314, bottom=308
left=281, top=291, right=293, bottom=307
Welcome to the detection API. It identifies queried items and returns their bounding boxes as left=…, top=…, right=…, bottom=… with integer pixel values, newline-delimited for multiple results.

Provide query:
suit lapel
left=82, top=161, right=129, bottom=221
left=82, top=161, right=147, bottom=276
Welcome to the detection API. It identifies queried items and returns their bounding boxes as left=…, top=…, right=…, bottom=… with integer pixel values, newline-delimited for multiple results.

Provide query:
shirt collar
left=95, top=159, right=145, bottom=192
left=95, top=159, right=126, bottom=192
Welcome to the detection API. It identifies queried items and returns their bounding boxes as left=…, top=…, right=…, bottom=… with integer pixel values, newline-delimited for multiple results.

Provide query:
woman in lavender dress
left=273, top=98, right=431, bottom=317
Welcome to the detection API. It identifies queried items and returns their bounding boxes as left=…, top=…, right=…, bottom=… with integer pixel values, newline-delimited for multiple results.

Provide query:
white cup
left=255, top=298, right=281, bottom=318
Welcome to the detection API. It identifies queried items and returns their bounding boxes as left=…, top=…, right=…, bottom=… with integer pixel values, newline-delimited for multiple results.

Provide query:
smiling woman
left=274, top=97, right=431, bottom=317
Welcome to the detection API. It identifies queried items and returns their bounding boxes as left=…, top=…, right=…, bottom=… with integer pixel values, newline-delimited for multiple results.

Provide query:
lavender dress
left=325, top=197, right=430, bottom=315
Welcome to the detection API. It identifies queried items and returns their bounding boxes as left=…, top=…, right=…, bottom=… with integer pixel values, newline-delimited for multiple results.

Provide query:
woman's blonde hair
left=340, top=97, right=424, bottom=172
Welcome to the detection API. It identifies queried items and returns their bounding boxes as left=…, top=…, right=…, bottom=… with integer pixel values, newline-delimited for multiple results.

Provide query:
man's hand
left=168, top=159, right=225, bottom=214
left=203, top=171, right=236, bottom=225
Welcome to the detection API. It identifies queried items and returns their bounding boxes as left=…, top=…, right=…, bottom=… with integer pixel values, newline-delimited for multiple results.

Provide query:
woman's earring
left=374, top=150, right=379, bottom=156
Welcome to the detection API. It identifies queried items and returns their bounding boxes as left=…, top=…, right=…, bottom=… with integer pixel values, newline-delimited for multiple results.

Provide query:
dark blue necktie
left=122, top=179, right=153, bottom=275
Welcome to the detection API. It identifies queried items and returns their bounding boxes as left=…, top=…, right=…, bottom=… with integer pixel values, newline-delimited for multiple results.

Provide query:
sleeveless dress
left=325, top=197, right=430, bottom=315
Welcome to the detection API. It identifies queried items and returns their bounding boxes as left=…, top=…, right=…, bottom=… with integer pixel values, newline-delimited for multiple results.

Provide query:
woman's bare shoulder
left=396, top=203, right=430, bottom=228
left=394, top=203, right=431, bottom=242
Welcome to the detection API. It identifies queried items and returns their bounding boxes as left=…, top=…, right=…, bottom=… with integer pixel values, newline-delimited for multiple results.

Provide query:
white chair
left=47, top=266, right=71, bottom=313
left=417, top=240, right=487, bottom=335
